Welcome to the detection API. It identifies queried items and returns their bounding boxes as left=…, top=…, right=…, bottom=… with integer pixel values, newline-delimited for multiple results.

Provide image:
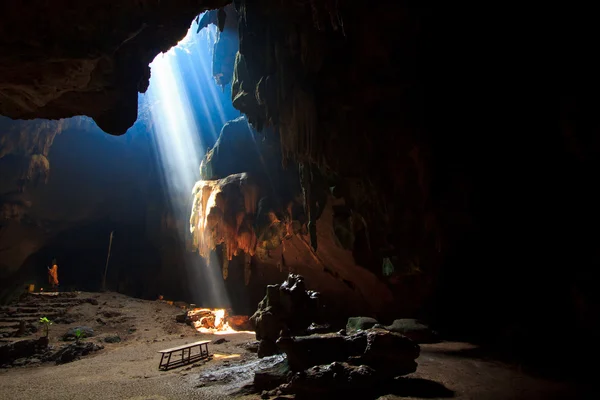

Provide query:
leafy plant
left=39, top=317, right=53, bottom=338
left=74, top=328, right=86, bottom=344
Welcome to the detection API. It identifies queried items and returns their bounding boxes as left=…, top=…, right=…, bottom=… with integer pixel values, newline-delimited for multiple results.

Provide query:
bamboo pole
left=102, top=231, right=114, bottom=291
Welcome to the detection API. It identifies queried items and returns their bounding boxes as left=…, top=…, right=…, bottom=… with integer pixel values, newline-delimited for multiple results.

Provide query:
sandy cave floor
left=0, top=292, right=589, bottom=400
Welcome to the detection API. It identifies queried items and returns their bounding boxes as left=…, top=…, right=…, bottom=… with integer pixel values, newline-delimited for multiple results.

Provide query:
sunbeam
left=144, top=16, right=237, bottom=309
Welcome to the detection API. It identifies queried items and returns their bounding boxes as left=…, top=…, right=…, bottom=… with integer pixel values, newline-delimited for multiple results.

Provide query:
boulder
left=276, top=329, right=418, bottom=374
left=253, top=358, right=291, bottom=392
left=49, top=342, right=104, bottom=365
left=346, top=317, right=378, bottom=334
left=276, top=334, right=351, bottom=371
left=103, top=335, right=121, bottom=343
left=250, top=274, right=321, bottom=357
left=281, top=362, right=380, bottom=396
left=382, top=319, right=440, bottom=343
left=63, top=326, right=95, bottom=340
left=306, top=323, right=332, bottom=335
left=355, top=328, right=420, bottom=378
left=0, top=337, right=48, bottom=366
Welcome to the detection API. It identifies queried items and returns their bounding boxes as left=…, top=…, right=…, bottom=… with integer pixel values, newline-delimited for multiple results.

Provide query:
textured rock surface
left=346, top=317, right=378, bottom=335
left=276, top=328, right=419, bottom=374
left=274, top=328, right=419, bottom=397
left=0, top=337, right=48, bottom=366
left=380, top=319, right=440, bottom=344
left=0, top=0, right=228, bottom=134
left=250, top=274, right=320, bottom=357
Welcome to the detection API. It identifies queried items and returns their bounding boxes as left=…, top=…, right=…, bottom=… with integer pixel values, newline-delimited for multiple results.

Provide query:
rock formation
left=257, top=325, right=420, bottom=397
left=250, top=274, right=320, bottom=357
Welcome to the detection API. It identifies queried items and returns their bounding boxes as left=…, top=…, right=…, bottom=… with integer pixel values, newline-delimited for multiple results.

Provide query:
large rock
left=281, top=362, right=380, bottom=396
left=276, top=328, right=418, bottom=375
left=276, top=333, right=352, bottom=372
left=250, top=274, right=320, bottom=357
left=381, top=319, right=440, bottom=344
left=49, top=342, right=104, bottom=365
left=0, top=337, right=48, bottom=366
left=63, top=326, right=95, bottom=340
left=253, top=358, right=291, bottom=392
left=355, top=329, right=420, bottom=378
left=346, top=317, right=378, bottom=334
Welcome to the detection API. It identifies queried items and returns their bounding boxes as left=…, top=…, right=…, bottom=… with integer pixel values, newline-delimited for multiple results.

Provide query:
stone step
left=0, top=314, right=65, bottom=323
left=0, top=318, right=39, bottom=324
left=0, top=311, right=64, bottom=319
left=14, top=298, right=98, bottom=307
left=0, top=307, right=67, bottom=314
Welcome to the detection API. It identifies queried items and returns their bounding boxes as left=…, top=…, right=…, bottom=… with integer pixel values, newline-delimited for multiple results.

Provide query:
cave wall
left=226, top=0, right=600, bottom=343
left=0, top=116, right=213, bottom=304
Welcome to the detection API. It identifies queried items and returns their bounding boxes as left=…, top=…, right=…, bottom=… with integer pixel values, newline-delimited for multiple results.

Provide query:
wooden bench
left=158, top=340, right=210, bottom=370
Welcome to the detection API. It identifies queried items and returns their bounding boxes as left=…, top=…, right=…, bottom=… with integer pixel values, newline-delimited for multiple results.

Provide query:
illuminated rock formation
left=190, top=173, right=259, bottom=264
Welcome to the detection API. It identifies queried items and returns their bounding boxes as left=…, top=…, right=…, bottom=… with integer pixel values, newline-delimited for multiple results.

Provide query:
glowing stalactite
left=190, top=173, right=259, bottom=284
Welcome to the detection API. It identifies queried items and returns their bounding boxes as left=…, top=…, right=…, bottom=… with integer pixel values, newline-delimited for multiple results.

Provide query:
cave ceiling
left=0, top=0, right=229, bottom=135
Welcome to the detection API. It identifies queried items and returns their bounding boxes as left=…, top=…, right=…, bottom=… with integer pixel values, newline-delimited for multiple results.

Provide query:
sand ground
left=0, top=292, right=588, bottom=400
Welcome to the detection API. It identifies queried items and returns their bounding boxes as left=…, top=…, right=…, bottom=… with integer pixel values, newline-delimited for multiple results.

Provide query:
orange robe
left=48, top=264, right=59, bottom=287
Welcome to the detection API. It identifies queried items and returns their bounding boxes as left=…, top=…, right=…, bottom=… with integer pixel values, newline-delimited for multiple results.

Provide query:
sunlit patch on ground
left=187, top=307, right=255, bottom=335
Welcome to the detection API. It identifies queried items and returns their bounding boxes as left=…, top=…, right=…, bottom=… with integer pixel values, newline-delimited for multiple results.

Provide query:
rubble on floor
left=0, top=337, right=104, bottom=367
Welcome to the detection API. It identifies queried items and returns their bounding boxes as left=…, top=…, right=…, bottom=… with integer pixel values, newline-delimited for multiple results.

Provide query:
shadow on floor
left=376, top=377, right=455, bottom=399
left=294, top=377, right=454, bottom=400
left=434, top=343, right=595, bottom=384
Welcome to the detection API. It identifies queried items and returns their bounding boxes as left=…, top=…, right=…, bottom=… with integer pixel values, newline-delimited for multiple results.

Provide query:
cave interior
left=0, top=0, right=598, bottom=398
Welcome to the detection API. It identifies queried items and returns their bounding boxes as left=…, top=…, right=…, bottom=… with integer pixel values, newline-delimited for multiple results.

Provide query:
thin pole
left=102, top=231, right=114, bottom=291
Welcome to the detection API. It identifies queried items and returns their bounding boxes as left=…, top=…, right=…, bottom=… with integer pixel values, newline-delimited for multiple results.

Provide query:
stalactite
left=190, top=173, right=261, bottom=280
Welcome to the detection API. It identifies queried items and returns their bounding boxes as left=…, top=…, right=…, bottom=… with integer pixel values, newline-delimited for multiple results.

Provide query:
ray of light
left=144, top=16, right=235, bottom=309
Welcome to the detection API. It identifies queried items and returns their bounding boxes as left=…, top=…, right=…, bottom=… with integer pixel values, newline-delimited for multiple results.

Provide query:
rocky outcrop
left=0, top=117, right=65, bottom=220
left=250, top=274, right=320, bottom=357
left=276, top=328, right=419, bottom=374
left=256, top=327, right=420, bottom=397
left=378, top=319, right=440, bottom=344
left=0, top=337, right=48, bottom=366
left=190, top=172, right=259, bottom=269
left=0, top=0, right=229, bottom=134
left=346, top=316, right=378, bottom=335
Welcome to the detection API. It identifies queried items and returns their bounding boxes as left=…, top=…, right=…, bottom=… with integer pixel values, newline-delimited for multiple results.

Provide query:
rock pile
left=248, top=276, right=426, bottom=398
left=0, top=337, right=103, bottom=367
left=253, top=326, right=420, bottom=398
left=250, top=274, right=320, bottom=357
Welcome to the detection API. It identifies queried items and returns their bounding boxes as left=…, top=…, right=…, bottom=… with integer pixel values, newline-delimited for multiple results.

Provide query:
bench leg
left=166, top=352, right=172, bottom=369
left=159, top=353, right=165, bottom=370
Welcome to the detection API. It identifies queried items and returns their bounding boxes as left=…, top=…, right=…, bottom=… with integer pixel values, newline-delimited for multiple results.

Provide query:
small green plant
left=39, top=317, right=53, bottom=338
left=74, top=328, right=86, bottom=344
